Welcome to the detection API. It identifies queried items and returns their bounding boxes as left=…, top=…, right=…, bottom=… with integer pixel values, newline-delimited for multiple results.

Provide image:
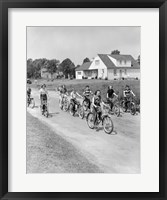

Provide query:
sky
left=27, top=26, right=140, bottom=66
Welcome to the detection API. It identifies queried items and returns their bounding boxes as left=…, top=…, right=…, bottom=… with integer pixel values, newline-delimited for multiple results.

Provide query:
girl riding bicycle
left=39, top=84, right=49, bottom=114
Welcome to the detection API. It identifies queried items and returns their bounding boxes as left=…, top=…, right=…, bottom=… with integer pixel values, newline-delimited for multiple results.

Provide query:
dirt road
left=27, top=88, right=140, bottom=173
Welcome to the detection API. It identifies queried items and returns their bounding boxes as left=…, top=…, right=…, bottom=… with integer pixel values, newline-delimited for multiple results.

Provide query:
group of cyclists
left=27, top=83, right=136, bottom=126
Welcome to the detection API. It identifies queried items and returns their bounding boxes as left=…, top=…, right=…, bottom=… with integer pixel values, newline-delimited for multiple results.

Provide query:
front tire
left=102, top=116, right=114, bottom=134
left=87, top=113, right=94, bottom=129
left=69, top=103, right=75, bottom=116
left=59, top=99, right=63, bottom=110
left=79, top=107, right=85, bottom=119
left=113, top=104, right=120, bottom=117
left=130, top=102, right=136, bottom=115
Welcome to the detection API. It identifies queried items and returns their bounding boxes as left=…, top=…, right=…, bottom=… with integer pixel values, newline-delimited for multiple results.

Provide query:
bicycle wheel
left=102, top=115, right=114, bottom=134
left=113, top=104, right=120, bottom=117
left=78, top=106, right=85, bottom=119
left=130, top=102, right=136, bottom=115
left=29, top=98, right=35, bottom=109
left=63, top=99, right=69, bottom=112
left=87, top=113, right=94, bottom=129
left=121, top=100, right=127, bottom=112
left=59, top=99, right=63, bottom=110
left=69, top=103, right=75, bottom=116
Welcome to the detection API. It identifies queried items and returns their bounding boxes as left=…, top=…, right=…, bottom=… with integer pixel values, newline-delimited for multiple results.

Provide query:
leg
left=92, top=106, right=97, bottom=126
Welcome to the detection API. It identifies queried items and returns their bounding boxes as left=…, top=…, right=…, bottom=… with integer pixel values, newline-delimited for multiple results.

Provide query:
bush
left=105, top=77, right=108, bottom=80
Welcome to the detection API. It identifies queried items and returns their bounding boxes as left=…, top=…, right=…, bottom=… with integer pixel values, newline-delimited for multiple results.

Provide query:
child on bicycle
left=123, top=85, right=135, bottom=111
left=39, top=84, right=49, bottom=114
left=70, top=88, right=82, bottom=110
left=59, top=85, right=68, bottom=105
left=27, top=86, right=31, bottom=99
left=92, top=90, right=108, bottom=128
left=83, top=85, right=93, bottom=109
left=106, top=85, right=118, bottom=110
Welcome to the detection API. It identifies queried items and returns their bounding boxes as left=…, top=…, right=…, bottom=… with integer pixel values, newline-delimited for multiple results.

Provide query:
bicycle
left=59, top=94, right=69, bottom=112
left=86, top=104, right=114, bottom=134
left=106, top=96, right=120, bottom=117
left=27, top=95, right=35, bottom=108
left=78, top=96, right=91, bottom=119
left=69, top=99, right=82, bottom=117
left=40, top=99, right=49, bottom=117
left=121, top=96, right=136, bottom=115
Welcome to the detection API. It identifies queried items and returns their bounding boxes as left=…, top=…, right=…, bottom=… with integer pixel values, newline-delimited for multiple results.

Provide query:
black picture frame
left=0, top=0, right=167, bottom=199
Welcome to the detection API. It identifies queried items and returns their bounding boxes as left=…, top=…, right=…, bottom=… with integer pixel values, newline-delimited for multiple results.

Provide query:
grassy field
left=27, top=112, right=101, bottom=173
left=29, top=78, right=140, bottom=103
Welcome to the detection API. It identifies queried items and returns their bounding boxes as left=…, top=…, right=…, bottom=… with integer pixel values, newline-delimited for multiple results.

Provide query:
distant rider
left=83, top=85, right=93, bottom=109
left=59, top=85, right=68, bottom=105
left=123, top=85, right=135, bottom=111
left=39, top=84, right=49, bottom=113
left=107, top=85, right=118, bottom=110
left=27, top=86, right=31, bottom=99
left=70, top=88, right=82, bottom=110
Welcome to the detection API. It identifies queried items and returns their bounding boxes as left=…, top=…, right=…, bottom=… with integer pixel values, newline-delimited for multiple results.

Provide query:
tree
left=58, top=58, right=75, bottom=78
left=45, top=59, right=59, bottom=76
left=83, top=57, right=90, bottom=64
left=111, top=50, right=120, bottom=55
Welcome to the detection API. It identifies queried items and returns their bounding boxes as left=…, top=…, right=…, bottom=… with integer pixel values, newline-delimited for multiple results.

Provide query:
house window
left=125, top=69, right=127, bottom=75
left=114, top=69, right=117, bottom=76
left=124, top=60, right=126, bottom=64
left=95, top=60, right=100, bottom=65
left=120, top=60, right=122, bottom=65
left=77, top=71, right=81, bottom=75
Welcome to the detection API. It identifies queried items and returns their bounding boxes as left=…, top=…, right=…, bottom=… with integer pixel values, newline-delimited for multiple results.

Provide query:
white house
left=75, top=54, right=140, bottom=80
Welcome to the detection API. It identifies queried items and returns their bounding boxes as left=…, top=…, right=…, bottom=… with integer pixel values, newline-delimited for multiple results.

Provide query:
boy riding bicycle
left=106, top=85, right=118, bottom=110
left=70, top=88, right=82, bottom=110
left=83, top=85, right=93, bottom=109
left=123, top=85, right=135, bottom=111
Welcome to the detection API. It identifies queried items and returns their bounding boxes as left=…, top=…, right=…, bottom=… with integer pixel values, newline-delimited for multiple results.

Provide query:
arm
left=113, top=92, right=118, bottom=98
left=92, top=97, right=96, bottom=107
left=76, top=92, right=82, bottom=99
left=123, top=91, right=126, bottom=97
left=131, top=90, right=135, bottom=97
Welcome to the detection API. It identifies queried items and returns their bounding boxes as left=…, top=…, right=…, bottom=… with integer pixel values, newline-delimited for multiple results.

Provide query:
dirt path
left=27, top=88, right=140, bottom=173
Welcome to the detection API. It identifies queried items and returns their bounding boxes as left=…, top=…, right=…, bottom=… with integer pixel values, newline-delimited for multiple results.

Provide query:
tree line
left=27, top=58, right=76, bottom=79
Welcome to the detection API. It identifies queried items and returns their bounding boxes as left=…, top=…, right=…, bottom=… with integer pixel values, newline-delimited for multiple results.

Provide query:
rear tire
left=121, top=100, right=127, bottom=112
left=87, top=113, right=94, bottom=129
left=102, top=116, right=114, bottom=134
left=69, top=103, right=75, bottom=116
left=79, top=107, right=85, bottom=119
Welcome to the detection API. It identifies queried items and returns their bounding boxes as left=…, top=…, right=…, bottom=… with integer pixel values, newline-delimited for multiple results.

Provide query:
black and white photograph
left=26, top=26, right=140, bottom=174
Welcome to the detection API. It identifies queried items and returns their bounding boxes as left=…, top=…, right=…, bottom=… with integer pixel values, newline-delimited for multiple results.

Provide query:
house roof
left=75, top=62, right=92, bottom=71
left=98, top=54, right=140, bottom=69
